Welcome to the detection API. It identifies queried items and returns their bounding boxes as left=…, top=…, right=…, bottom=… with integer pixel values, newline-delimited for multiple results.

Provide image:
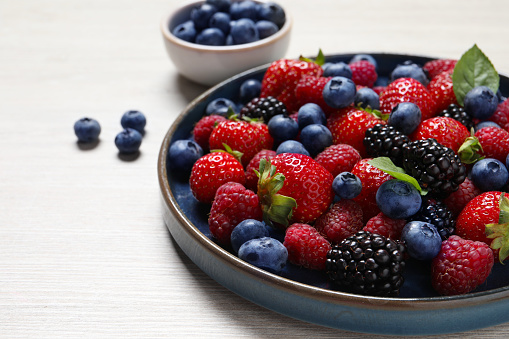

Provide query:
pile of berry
left=172, top=0, right=286, bottom=46
left=167, top=45, right=509, bottom=297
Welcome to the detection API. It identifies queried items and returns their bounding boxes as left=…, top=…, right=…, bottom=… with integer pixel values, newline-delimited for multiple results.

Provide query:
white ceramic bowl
left=161, top=0, right=292, bottom=86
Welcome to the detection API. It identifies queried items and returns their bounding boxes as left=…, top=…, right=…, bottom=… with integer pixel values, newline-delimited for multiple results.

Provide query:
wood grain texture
left=1, top=0, right=509, bottom=337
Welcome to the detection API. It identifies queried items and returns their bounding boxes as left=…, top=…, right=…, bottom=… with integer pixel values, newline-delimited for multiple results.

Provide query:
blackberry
left=363, top=124, right=411, bottom=166
left=407, top=197, right=455, bottom=240
left=439, top=104, right=474, bottom=131
left=402, top=138, right=467, bottom=197
left=325, top=231, right=406, bottom=297
left=239, top=96, right=288, bottom=123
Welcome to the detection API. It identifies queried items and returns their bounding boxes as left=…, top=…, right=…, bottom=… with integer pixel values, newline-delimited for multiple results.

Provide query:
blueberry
left=464, top=86, right=499, bottom=120
left=238, top=237, right=288, bottom=274
left=471, top=158, right=509, bottom=192
left=206, top=0, right=231, bottom=12
left=255, top=20, right=278, bottom=39
left=390, top=61, right=428, bottom=86
left=322, top=76, right=357, bottom=109
left=206, top=97, right=237, bottom=116
left=276, top=140, right=310, bottom=156
left=115, top=128, right=142, bottom=154
left=297, top=103, right=326, bottom=129
left=120, top=110, right=146, bottom=134
left=350, top=54, right=378, bottom=70
left=401, top=221, right=442, bottom=261
left=354, top=87, right=380, bottom=110
left=74, top=117, right=101, bottom=143
left=268, top=114, right=299, bottom=142
left=332, top=172, right=362, bottom=200
left=190, top=3, right=218, bottom=31
left=229, top=0, right=258, bottom=20
left=322, top=62, right=352, bottom=78
left=299, top=124, right=333, bottom=157
left=230, top=18, right=259, bottom=44
left=388, top=102, right=422, bottom=135
left=209, top=12, right=231, bottom=35
left=172, top=20, right=196, bottom=43
left=230, top=219, right=269, bottom=253
left=239, top=78, right=261, bottom=103
left=196, top=27, right=226, bottom=46
left=474, top=121, right=501, bottom=132
left=375, top=179, right=422, bottom=219
left=167, top=139, right=204, bottom=174
left=256, top=1, right=286, bottom=27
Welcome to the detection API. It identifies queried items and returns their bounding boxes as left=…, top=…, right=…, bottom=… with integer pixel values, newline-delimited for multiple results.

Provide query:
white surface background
left=2, top=0, right=509, bottom=337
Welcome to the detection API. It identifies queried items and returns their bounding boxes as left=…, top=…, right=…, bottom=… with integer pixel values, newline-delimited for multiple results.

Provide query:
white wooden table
left=2, top=0, right=509, bottom=337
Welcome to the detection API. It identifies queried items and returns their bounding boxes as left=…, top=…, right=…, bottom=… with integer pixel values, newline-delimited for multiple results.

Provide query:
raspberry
left=314, top=200, right=364, bottom=244
left=363, top=212, right=406, bottom=240
left=313, top=143, right=362, bottom=177
left=283, top=223, right=331, bottom=270
left=431, top=235, right=494, bottom=296
left=443, top=177, right=481, bottom=217
left=349, top=60, right=378, bottom=87
left=192, top=114, right=227, bottom=151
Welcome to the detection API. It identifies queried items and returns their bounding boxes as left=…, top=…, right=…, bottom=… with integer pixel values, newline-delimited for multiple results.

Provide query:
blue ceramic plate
left=158, top=53, right=509, bottom=335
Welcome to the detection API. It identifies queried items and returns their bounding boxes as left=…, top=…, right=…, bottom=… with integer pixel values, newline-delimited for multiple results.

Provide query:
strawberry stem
left=211, top=143, right=243, bottom=164
left=458, top=129, right=484, bottom=164
left=486, top=194, right=509, bottom=263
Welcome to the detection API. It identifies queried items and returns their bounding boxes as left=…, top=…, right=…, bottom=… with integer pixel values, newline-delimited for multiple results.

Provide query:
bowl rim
left=160, top=0, right=293, bottom=53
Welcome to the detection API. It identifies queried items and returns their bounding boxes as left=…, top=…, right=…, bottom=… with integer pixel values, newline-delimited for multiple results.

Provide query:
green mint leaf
left=452, top=44, right=500, bottom=106
left=368, top=157, right=428, bottom=195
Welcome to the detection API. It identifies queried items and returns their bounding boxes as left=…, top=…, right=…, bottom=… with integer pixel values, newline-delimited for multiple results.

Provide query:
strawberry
left=379, top=77, right=437, bottom=122
left=189, top=151, right=246, bottom=204
left=351, top=158, right=394, bottom=222
left=314, top=199, right=364, bottom=244
left=349, top=60, right=378, bottom=87
left=283, top=223, right=331, bottom=270
left=327, top=107, right=385, bottom=158
left=410, top=116, right=470, bottom=153
left=294, top=75, right=336, bottom=116
left=208, top=119, right=274, bottom=167
left=431, top=235, right=494, bottom=296
left=192, top=114, right=227, bottom=151
left=427, top=71, right=458, bottom=113
left=260, top=58, right=323, bottom=112
left=443, top=177, right=481, bottom=218
left=244, top=149, right=276, bottom=192
left=488, top=99, right=509, bottom=131
left=363, top=212, right=406, bottom=240
left=422, top=58, right=457, bottom=79
left=313, top=143, right=362, bottom=178
left=257, top=153, right=334, bottom=227
left=474, top=126, right=509, bottom=163
left=208, top=182, right=263, bottom=245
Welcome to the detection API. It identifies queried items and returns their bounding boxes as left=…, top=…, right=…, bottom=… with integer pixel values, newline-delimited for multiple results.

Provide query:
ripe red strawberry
left=257, top=153, right=334, bottom=227
left=488, top=99, right=509, bottom=131
left=349, top=60, right=378, bottom=87
left=283, top=223, right=331, bottom=270
left=260, top=58, right=323, bottom=112
left=443, top=177, right=481, bottom=218
left=209, top=119, right=274, bottom=167
left=314, top=200, right=364, bottom=244
left=351, top=158, right=394, bottom=222
left=314, top=143, right=362, bottom=177
left=192, top=114, right=227, bottom=151
left=363, top=212, right=406, bottom=240
left=244, top=149, right=276, bottom=192
left=474, top=126, right=509, bottom=163
left=189, top=151, right=246, bottom=203
left=410, top=116, right=470, bottom=153
left=423, top=58, right=457, bottom=79
left=379, top=77, right=437, bottom=122
left=208, top=182, right=263, bottom=245
left=427, top=71, right=458, bottom=113
left=431, top=235, right=494, bottom=296
left=327, top=107, right=385, bottom=158
left=294, top=75, right=336, bottom=116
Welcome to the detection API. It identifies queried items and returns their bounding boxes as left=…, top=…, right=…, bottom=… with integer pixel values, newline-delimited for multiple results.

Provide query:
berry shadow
left=117, top=151, right=141, bottom=162
left=76, top=139, right=100, bottom=150
left=174, top=74, right=209, bottom=103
